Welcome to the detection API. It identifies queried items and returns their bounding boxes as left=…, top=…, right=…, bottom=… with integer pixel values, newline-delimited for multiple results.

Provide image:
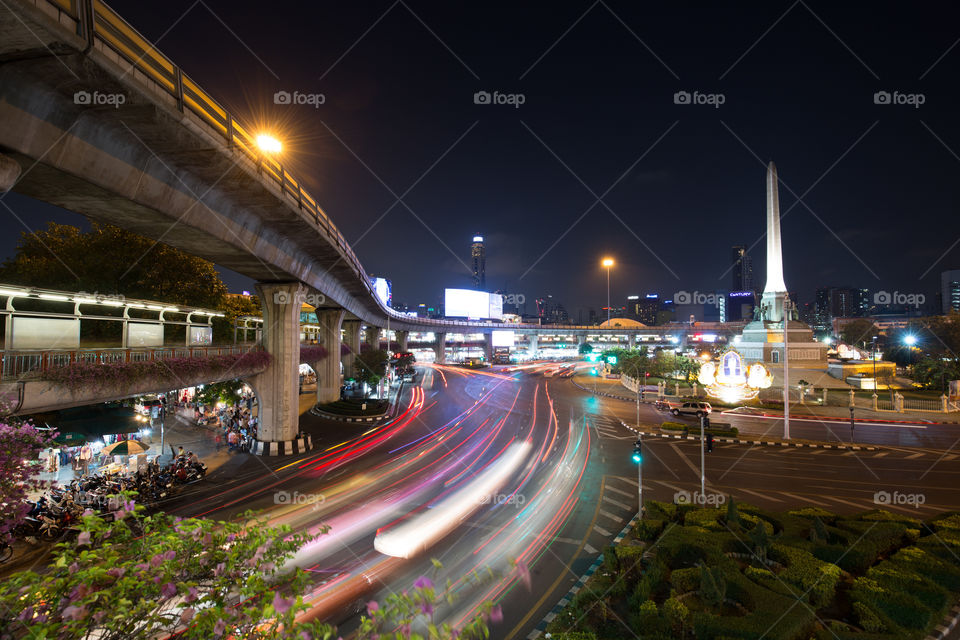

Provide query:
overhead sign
left=491, top=330, right=515, bottom=347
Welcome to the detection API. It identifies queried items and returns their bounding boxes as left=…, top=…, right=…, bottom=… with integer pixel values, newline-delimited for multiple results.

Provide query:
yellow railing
left=43, top=0, right=369, bottom=299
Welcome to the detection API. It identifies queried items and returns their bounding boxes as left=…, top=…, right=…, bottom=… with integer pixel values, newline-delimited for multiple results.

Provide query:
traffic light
left=632, top=440, right=642, bottom=463
left=706, top=433, right=714, bottom=453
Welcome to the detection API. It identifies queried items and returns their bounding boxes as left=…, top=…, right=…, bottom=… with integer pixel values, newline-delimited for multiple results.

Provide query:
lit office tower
left=471, top=235, right=486, bottom=289
left=731, top=245, right=753, bottom=291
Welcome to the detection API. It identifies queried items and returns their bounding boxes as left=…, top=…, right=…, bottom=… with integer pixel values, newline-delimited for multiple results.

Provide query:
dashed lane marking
left=605, top=485, right=635, bottom=500
left=779, top=492, right=832, bottom=507
left=599, top=509, right=624, bottom=523
left=593, top=525, right=612, bottom=537
left=735, top=488, right=783, bottom=502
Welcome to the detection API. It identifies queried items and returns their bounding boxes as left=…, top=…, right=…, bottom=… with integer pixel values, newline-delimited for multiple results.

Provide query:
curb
left=927, top=600, right=960, bottom=640
left=526, top=512, right=641, bottom=640
left=309, top=407, right=390, bottom=423
left=250, top=435, right=313, bottom=456
left=617, top=419, right=879, bottom=451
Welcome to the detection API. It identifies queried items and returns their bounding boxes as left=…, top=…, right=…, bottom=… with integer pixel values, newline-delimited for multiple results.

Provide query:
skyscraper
left=942, top=270, right=960, bottom=314
left=731, top=245, right=753, bottom=292
left=471, top=235, right=486, bottom=290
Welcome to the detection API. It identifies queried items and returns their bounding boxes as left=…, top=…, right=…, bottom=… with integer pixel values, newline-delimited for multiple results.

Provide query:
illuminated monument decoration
left=736, top=162, right=829, bottom=366
left=699, top=350, right=773, bottom=403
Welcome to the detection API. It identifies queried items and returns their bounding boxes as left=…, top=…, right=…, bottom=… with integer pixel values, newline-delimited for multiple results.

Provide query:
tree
left=0, top=494, right=493, bottom=640
left=698, top=563, right=727, bottom=608
left=839, top=319, right=878, bottom=350
left=0, top=418, right=54, bottom=543
left=194, top=380, right=247, bottom=408
left=0, top=222, right=228, bottom=308
left=578, top=342, right=594, bottom=355
left=355, top=348, right=389, bottom=395
left=213, top=293, right=262, bottom=344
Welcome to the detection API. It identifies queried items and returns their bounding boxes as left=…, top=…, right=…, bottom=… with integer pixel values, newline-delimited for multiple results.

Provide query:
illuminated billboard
left=444, top=289, right=503, bottom=319
left=370, top=277, right=392, bottom=306
left=491, top=330, right=515, bottom=347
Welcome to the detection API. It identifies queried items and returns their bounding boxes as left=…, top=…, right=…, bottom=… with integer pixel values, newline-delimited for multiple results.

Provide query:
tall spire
left=763, top=161, right=787, bottom=294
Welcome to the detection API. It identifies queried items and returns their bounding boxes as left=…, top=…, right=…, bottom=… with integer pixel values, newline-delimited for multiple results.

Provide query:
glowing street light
left=256, top=134, right=282, bottom=153
left=601, top=258, right=614, bottom=324
left=903, top=334, right=917, bottom=346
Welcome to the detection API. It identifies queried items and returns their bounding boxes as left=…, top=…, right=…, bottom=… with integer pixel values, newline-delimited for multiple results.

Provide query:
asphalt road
left=154, top=364, right=960, bottom=640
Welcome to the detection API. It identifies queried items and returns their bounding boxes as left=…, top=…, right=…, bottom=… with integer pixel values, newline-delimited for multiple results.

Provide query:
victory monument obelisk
left=737, top=162, right=828, bottom=366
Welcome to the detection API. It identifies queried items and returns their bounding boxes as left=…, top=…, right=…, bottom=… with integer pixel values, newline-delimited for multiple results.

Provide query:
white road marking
left=584, top=543, right=598, bottom=554
left=602, top=495, right=632, bottom=510
left=599, top=509, right=624, bottom=523
left=593, top=525, right=612, bottom=537
left=779, top=492, right=832, bottom=507
left=906, top=452, right=925, bottom=459
left=606, top=485, right=634, bottom=499
left=735, top=488, right=782, bottom=502
left=823, top=495, right=869, bottom=509
left=872, top=452, right=889, bottom=458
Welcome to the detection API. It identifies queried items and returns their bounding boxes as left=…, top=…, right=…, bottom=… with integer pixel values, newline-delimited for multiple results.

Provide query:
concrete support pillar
left=483, top=332, right=493, bottom=363
left=342, top=320, right=362, bottom=377
left=872, top=393, right=878, bottom=411
left=0, top=154, right=21, bottom=192
left=251, top=282, right=305, bottom=444
left=529, top=334, right=539, bottom=358
left=894, top=392, right=904, bottom=413
left=848, top=389, right=855, bottom=407
left=628, top=334, right=635, bottom=350
left=397, top=330, right=409, bottom=352
left=822, top=387, right=828, bottom=405
left=942, top=394, right=949, bottom=413
left=365, top=325, right=382, bottom=350
left=315, top=309, right=345, bottom=404
left=435, top=332, right=447, bottom=364
left=675, top=382, right=680, bottom=396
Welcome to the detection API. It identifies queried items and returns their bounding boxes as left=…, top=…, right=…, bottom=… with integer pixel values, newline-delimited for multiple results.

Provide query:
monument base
left=737, top=320, right=829, bottom=367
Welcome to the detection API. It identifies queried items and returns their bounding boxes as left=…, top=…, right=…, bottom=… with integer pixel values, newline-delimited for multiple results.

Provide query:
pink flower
left=213, top=618, right=226, bottom=636
left=161, top=582, right=177, bottom=599
left=413, top=576, right=433, bottom=590
left=366, top=600, right=379, bottom=615
left=180, top=607, right=195, bottom=624
left=77, top=531, right=90, bottom=546
left=489, top=604, right=503, bottom=624
left=185, top=587, right=198, bottom=603
left=214, top=562, right=226, bottom=577
left=272, top=591, right=295, bottom=615
left=107, top=567, right=125, bottom=579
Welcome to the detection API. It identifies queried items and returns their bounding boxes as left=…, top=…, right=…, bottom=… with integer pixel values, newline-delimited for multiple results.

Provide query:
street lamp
left=256, top=134, right=282, bottom=153
left=601, top=258, right=614, bottom=324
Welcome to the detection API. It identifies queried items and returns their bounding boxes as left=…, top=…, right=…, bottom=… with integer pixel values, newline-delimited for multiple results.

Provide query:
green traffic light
left=632, top=453, right=642, bottom=463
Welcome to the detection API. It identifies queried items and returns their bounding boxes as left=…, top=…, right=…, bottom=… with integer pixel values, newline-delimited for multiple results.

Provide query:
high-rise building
left=814, top=286, right=871, bottom=328
left=626, top=294, right=661, bottom=325
left=942, top=270, right=960, bottom=314
left=731, top=245, right=754, bottom=292
left=471, top=235, right=486, bottom=290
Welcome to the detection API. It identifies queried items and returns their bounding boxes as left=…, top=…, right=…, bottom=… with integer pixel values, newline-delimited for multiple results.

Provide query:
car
left=670, top=401, right=713, bottom=418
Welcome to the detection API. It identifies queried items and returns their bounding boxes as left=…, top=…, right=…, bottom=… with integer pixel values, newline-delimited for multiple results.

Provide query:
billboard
left=371, top=277, right=392, bottom=307
left=444, top=289, right=502, bottom=320
left=491, top=330, right=515, bottom=347
left=11, top=317, right=79, bottom=349
left=126, top=322, right=164, bottom=347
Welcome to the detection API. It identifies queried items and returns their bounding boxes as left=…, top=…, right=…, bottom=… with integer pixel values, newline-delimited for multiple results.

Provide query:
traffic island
left=619, top=419, right=880, bottom=451
left=535, top=500, right=960, bottom=640
left=310, top=398, right=392, bottom=424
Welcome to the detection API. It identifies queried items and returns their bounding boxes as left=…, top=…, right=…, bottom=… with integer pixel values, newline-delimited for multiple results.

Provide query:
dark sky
left=6, top=1, right=960, bottom=317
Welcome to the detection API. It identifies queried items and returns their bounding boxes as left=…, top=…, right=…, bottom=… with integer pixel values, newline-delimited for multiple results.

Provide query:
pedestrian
left=215, top=431, right=222, bottom=451
left=78, top=443, right=92, bottom=476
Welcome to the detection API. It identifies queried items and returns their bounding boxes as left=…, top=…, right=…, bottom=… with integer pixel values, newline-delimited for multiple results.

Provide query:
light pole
left=602, top=258, right=614, bottom=324
left=783, top=294, right=791, bottom=440
left=872, top=335, right=878, bottom=391
left=632, top=438, right=643, bottom=516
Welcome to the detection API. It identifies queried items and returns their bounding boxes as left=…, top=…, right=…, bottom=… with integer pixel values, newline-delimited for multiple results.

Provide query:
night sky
left=5, top=1, right=960, bottom=318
